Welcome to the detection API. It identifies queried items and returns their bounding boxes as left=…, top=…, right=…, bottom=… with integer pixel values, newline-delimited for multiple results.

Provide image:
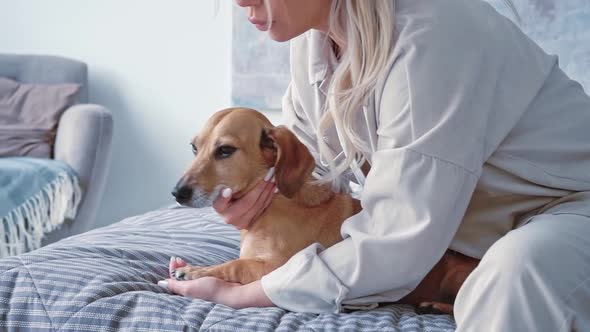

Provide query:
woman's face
left=235, top=0, right=331, bottom=42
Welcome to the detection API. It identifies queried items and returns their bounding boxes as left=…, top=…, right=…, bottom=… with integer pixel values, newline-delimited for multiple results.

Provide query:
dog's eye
left=190, top=143, right=198, bottom=155
left=215, top=145, right=237, bottom=159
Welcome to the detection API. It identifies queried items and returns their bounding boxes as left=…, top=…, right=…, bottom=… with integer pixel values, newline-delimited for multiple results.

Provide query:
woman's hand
left=159, top=277, right=273, bottom=309
left=235, top=0, right=262, bottom=7
left=158, top=256, right=274, bottom=309
left=213, top=167, right=278, bottom=230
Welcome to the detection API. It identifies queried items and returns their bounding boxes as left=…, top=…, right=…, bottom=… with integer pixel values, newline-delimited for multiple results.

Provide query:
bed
left=0, top=206, right=455, bottom=331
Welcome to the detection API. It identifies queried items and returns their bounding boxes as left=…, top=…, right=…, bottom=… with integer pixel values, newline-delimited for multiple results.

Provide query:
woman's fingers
left=213, top=168, right=274, bottom=215
left=228, top=180, right=270, bottom=214
left=243, top=180, right=277, bottom=224
left=212, top=188, right=232, bottom=213
left=159, top=278, right=195, bottom=298
left=231, top=179, right=276, bottom=228
left=212, top=168, right=277, bottom=229
left=222, top=168, right=274, bottom=214
left=159, top=276, right=235, bottom=301
left=213, top=181, right=261, bottom=217
left=235, top=0, right=262, bottom=8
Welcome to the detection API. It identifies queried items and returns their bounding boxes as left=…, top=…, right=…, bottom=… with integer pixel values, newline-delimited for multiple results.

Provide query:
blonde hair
left=316, top=0, right=396, bottom=189
left=314, top=0, right=518, bottom=189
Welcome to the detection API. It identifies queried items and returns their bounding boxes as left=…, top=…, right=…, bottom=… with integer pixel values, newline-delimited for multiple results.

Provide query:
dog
left=172, top=107, right=478, bottom=314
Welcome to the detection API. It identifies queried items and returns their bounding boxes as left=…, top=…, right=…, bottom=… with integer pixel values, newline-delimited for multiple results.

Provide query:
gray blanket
left=0, top=206, right=455, bottom=331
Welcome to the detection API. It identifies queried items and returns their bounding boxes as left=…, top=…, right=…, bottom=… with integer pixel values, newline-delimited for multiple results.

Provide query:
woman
left=164, top=0, right=590, bottom=330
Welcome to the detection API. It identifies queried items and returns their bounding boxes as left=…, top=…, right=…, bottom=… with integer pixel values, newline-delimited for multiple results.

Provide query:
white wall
left=0, top=0, right=280, bottom=227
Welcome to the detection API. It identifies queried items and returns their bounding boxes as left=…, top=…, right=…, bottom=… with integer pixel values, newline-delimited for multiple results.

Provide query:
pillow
left=0, top=77, right=81, bottom=158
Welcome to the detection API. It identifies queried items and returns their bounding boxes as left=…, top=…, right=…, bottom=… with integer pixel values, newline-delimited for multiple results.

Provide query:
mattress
left=0, top=206, right=456, bottom=331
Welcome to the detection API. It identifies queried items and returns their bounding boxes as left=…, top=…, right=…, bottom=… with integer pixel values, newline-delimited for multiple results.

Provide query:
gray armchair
left=0, top=54, right=113, bottom=244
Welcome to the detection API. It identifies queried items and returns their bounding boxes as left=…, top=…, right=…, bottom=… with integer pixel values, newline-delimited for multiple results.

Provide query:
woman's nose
left=235, top=0, right=262, bottom=8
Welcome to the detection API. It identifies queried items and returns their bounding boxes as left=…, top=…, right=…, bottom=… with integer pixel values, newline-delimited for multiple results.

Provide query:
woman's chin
left=268, top=30, right=304, bottom=43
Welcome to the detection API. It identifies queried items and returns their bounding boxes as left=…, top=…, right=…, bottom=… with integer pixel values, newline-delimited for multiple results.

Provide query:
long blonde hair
left=315, top=0, right=518, bottom=189
left=317, top=0, right=396, bottom=189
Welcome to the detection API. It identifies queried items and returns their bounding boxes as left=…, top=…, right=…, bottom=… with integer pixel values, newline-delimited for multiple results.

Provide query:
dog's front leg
left=173, top=258, right=281, bottom=285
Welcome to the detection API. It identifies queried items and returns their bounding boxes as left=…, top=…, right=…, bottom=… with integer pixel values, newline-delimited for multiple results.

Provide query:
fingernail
left=271, top=176, right=276, bottom=183
left=274, top=187, right=279, bottom=194
left=170, top=256, right=175, bottom=264
left=264, top=167, right=275, bottom=182
left=176, top=257, right=183, bottom=264
left=157, top=280, right=169, bottom=288
left=221, top=188, right=232, bottom=198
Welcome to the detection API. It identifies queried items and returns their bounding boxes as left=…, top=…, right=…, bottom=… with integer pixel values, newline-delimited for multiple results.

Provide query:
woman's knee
left=477, top=220, right=557, bottom=277
left=457, top=213, right=590, bottom=303
left=456, top=215, right=579, bottom=309
left=454, top=224, right=554, bottom=316
left=455, top=215, right=590, bottom=331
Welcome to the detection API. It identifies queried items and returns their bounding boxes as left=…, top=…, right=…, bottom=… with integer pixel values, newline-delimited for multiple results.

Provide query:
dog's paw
left=169, top=256, right=188, bottom=278
left=172, top=266, right=211, bottom=281
left=416, top=302, right=454, bottom=316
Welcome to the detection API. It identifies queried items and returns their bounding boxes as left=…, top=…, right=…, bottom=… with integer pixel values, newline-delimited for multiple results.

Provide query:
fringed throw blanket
left=0, top=157, right=81, bottom=257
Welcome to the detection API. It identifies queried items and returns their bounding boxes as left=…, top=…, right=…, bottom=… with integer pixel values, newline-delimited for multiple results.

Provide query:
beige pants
left=454, top=213, right=590, bottom=332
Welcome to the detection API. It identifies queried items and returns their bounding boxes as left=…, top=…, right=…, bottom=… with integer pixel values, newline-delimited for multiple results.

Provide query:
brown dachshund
left=172, top=107, right=478, bottom=314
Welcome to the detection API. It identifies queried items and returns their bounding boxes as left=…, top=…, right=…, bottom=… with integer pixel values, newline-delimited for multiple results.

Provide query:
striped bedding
left=0, top=205, right=456, bottom=331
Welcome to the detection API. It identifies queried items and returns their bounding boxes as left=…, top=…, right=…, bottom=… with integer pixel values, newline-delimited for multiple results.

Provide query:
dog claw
left=416, top=304, right=441, bottom=315
left=416, top=303, right=453, bottom=315
left=174, top=270, right=186, bottom=280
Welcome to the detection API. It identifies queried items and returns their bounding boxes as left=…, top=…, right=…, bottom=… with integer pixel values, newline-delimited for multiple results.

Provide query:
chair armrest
left=52, top=104, right=113, bottom=236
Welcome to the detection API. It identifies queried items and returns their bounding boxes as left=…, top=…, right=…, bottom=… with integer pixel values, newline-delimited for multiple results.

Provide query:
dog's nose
left=172, top=185, right=193, bottom=203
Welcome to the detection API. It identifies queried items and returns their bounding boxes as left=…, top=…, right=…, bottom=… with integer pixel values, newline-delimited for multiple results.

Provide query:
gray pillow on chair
left=0, top=77, right=80, bottom=158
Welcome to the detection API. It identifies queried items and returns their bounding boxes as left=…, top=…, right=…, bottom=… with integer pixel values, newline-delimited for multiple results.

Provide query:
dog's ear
left=260, top=126, right=315, bottom=198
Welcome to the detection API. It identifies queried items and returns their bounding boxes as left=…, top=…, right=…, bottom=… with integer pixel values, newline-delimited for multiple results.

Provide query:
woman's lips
left=248, top=17, right=269, bottom=31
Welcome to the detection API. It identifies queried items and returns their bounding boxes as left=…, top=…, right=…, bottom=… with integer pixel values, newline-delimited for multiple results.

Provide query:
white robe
left=260, top=0, right=590, bottom=313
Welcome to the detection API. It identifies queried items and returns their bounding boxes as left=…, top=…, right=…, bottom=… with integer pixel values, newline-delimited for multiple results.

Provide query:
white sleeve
left=262, top=18, right=495, bottom=313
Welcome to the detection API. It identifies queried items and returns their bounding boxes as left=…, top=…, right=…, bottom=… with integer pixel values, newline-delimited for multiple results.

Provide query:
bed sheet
left=0, top=206, right=455, bottom=331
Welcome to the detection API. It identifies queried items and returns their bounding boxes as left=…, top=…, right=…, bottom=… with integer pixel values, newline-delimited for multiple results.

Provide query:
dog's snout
left=172, top=184, right=193, bottom=203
